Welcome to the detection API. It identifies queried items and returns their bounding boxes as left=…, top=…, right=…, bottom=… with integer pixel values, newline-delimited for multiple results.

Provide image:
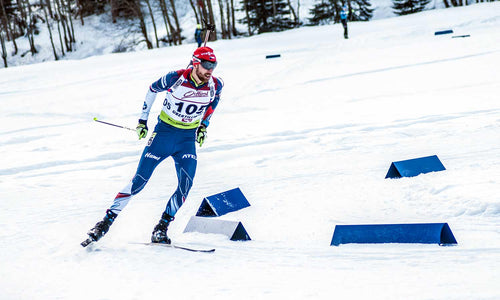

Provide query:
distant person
left=195, top=24, right=203, bottom=47
left=82, top=47, right=223, bottom=247
left=340, top=5, right=349, bottom=39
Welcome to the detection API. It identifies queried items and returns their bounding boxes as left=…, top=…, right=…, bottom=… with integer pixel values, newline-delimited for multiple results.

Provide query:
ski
left=131, top=242, right=215, bottom=253
left=81, top=237, right=95, bottom=247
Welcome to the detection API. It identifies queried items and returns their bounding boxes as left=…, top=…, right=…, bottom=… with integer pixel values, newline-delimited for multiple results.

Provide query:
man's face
left=195, top=61, right=215, bottom=83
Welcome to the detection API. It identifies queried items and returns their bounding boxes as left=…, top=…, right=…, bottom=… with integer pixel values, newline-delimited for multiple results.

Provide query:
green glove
left=136, top=119, right=148, bottom=139
left=196, top=124, right=207, bottom=146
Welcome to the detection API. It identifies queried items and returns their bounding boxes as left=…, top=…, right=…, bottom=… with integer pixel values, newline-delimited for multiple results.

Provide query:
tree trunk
left=160, top=0, right=176, bottom=45
left=110, top=0, right=118, bottom=23
left=243, top=0, right=251, bottom=36
left=158, top=0, right=172, bottom=45
left=63, top=0, right=76, bottom=43
left=54, top=0, right=70, bottom=52
left=217, top=0, right=227, bottom=39
left=25, top=0, right=37, bottom=55
left=76, top=0, right=84, bottom=25
left=205, top=0, right=216, bottom=40
left=287, top=0, right=298, bottom=26
left=133, top=1, right=153, bottom=49
left=144, top=0, right=159, bottom=47
left=54, top=1, right=66, bottom=56
left=297, top=0, right=300, bottom=24
left=230, top=0, right=237, bottom=36
left=0, top=0, right=10, bottom=40
left=168, top=0, right=182, bottom=44
left=0, top=0, right=18, bottom=54
left=189, top=0, right=200, bottom=24
left=42, top=0, right=59, bottom=60
left=16, top=0, right=28, bottom=34
left=46, top=0, right=54, bottom=18
left=225, top=0, right=232, bottom=39
left=1, top=31, right=7, bottom=68
left=199, top=0, right=208, bottom=24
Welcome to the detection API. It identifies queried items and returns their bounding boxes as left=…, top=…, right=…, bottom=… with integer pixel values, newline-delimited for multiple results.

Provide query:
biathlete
left=82, top=47, right=223, bottom=246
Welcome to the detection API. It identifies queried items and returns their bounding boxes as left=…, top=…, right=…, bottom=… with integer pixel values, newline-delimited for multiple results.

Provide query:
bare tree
left=168, top=0, right=182, bottom=44
left=144, top=0, right=159, bottom=47
left=199, top=0, right=208, bottom=23
left=287, top=0, right=298, bottom=26
left=16, top=0, right=28, bottom=34
left=159, top=0, right=176, bottom=45
left=25, top=0, right=37, bottom=55
left=225, top=0, right=232, bottom=38
left=42, top=0, right=59, bottom=60
left=62, top=0, right=76, bottom=45
left=54, top=0, right=74, bottom=53
left=217, top=0, right=227, bottom=39
left=53, top=0, right=65, bottom=56
left=189, top=0, right=200, bottom=24
left=230, top=0, right=237, bottom=36
left=242, top=0, right=251, bottom=36
left=1, top=0, right=18, bottom=54
left=1, top=30, right=7, bottom=67
left=135, top=1, right=152, bottom=49
left=205, top=0, right=216, bottom=40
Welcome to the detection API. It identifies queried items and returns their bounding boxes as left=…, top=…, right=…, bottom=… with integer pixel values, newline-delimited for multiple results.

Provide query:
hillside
left=2, top=0, right=437, bottom=68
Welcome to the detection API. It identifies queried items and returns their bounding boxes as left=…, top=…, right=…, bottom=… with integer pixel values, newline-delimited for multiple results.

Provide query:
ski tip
left=93, top=117, right=98, bottom=121
left=81, top=238, right=93, bottom=247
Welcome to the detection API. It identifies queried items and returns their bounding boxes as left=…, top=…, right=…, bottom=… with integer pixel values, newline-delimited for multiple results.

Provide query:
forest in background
left=1, top=0, right=496, bottom=68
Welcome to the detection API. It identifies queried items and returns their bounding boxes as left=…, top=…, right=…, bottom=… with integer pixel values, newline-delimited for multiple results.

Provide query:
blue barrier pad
left=331, top=223, right=457, bottom=246
left=435, top=29, right=453, bottom=35
left=385, top=155, right=446, bottom=179
left=196, top=187, right=250, bottom=217
left=266, top=54, right=281, bottom=59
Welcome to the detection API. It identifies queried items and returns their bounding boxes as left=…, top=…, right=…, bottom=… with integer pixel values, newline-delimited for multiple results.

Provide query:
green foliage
left=392, top=0, right=430, bottom=15
left=308, top=0, right=373, bottom=25
left=239, top=0, right=296, bottom=34
left=308, top=1, right=337, bottom=25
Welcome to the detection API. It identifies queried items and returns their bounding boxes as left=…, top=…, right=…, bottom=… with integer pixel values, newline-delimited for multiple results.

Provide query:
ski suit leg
left=163, top=139, right=197, bottom=217
left=341, top=20, right=348, bottom=38
left=109, top=132, right=172, bottom=214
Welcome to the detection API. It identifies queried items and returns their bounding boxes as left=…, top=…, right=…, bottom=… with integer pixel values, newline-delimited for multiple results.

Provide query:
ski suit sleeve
left=139, top=70, right=182, bottom=121
left=201, top=77, right=224, bottom=128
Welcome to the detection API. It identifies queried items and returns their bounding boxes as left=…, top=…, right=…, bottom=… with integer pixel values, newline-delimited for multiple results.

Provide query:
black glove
left=136, top=119, right=148, bottom=140
left=196, top=124, right=207, bottom=146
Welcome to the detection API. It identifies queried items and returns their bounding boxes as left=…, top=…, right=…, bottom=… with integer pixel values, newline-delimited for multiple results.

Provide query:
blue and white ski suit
left=109, top=68, right=223, bottom=218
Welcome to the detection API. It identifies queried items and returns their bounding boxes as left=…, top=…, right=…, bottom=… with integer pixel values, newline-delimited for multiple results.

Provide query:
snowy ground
left=1, top=3, right=499, bottom=299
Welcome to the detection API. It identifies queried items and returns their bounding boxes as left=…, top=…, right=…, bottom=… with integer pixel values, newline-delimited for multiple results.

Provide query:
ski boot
left=151, top=212, right=174, bottom=244
left=81, top=209, right=117, bottom=247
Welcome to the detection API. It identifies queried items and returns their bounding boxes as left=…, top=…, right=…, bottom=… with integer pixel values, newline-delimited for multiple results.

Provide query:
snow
left=1, top=2, right=500, bottom=299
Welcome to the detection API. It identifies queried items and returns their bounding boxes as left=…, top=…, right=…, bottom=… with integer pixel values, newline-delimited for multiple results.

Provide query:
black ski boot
left=151, top=212, right=174, bottom=244
left=81, top=209, right=117, bottom=247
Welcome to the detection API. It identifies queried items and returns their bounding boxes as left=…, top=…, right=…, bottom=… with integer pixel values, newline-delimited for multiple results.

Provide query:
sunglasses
left=200, top=59, right=217, bottom=70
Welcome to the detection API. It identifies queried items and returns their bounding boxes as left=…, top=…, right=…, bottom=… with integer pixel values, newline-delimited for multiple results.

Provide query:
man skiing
left=82, top=47, right=223, bottom=247
left=194, top=24, right=203, bottom=47
left=340, top=5, right=349, bottom=39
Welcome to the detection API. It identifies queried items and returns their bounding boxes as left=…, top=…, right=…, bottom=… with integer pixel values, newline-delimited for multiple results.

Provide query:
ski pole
left=203, top=20, right=215, bottom=47
left=93, top=117, right=135, bottom=131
